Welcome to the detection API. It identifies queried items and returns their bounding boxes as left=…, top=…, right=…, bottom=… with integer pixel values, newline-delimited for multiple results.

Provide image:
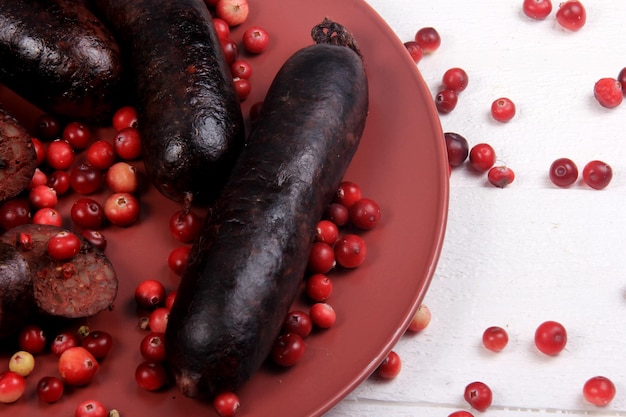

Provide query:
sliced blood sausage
left=0, top=224, right=118, bottom=319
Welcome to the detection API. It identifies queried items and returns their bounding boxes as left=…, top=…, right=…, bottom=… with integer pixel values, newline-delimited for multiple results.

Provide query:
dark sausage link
left=0, top=0, right=123, bottom=125
left=165, top=19, right=369, bottom=399
left=90, top=0, right=246, bottom=204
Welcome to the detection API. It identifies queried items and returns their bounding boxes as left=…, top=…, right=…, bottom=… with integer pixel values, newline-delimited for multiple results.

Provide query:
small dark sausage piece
left=0, top=106, right=38, bottom=203
left=0, top=242, right=34, bottom=339
left=90, top=0, right=246, bottom=204
left=0, top=0, right=123, bottom=125
left=165, top=19, right=369, bottom=399
left=0, top=224, right=118, bottom=319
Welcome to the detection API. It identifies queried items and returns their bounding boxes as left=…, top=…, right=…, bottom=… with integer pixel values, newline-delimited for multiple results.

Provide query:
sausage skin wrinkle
left=0, top=0, right=123, bottom=125
left=90, top=0, right=246, bottom=204
left=165, top=19, right=369, bottom=399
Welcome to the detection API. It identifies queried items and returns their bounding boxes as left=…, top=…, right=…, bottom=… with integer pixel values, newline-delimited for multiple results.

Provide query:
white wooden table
left=328, top=1, right=626, bottom=415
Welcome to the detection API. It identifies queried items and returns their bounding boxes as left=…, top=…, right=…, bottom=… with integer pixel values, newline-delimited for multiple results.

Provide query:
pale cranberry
left=106, top=162, right=139, bottom=193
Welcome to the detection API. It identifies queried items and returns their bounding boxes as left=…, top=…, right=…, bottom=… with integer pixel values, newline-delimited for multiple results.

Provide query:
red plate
left=0, top=0, right=448, bottom=415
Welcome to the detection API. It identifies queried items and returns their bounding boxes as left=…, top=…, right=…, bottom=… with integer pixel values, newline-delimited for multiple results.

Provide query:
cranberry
left=220, top=38, right=239, bottom=65
left=140, top=332, right=166, bottom=363
left=168, top=245, right=191, bottom=276
left=104, top=192, right=140, bottom=227
left=435, top=89, right=458, bottom=114
left=375, top=351, right=402, bottom=379
left=47, top=170, right=71, bottom=195
left=482, top=326, right=509, bottom=352
left=17, top=232, right=34, bottom=251
left=62, top=121, right=92, bottom=150
left=36, top=376, right=64, bottom=403
left=314, top=220, right=339, bottom=245
left=523, top=0, right=553, bottom=20
left=583, top=376, right=616, bottom=406
left=334, top=234, right=367, bottom=269
left=135, top=279, right=166, bottom=310
left=32, top=137, right=46, bottom=165
left=70, top=163, right=104, bottom=195
left=148, top=307, right=170, bottom=333
left=0, top=371, right=26, bottom=404
left=404, top=41, right=424, bottom=64
left=35, top=113, right=60, bottom=140
left=81, top=330, right=113, bottom=360
left=469, top=143, right=496, bottom=172
left=323, top=203, right=350, bottom=226
left=242, top=25, right=270, bottom=54
left=0, top=198, right=31, bottom=230
left=282, top=310, right=313, bottom=338
left=593, top=78, right=623, bottom=108
left=334, top=181, right=362, bottom=208
left=71, top=198, right=105, bottom=230
left=105, top=162, right=139, bottom=194
left=309, top=302, right=336, bottom=329
left=230, top=59, right=253, bottom=79
left=444, top=132, right=470, bottom=167
left=18, top=324, right=47, bottom=354
left=306, top=273, right=333, bottom=302
left=442, top=67, right=469, bottom=92
left=213, top=391, right=241, bottom=417
left=46, top=139, right=74, bottom=170
left=33, top=208, right=62, bottom=226
left=51, top=330, right=80, bottom=356
left=233, top=77, right=251, bottom=101
left=8, top=350, right=35, bottom=376
left=271, top=332, right=306, bottom=367
left=406, top=304, right=431, bottom=333
left=114, top=127, right=142, bottom=160
left=29, top=184, right=58, bottom=209
left=618, top=67, right=626, bottom=95
left=487, top=166, right=515, bottom=188
left=58, top=346, right=99, bottom=386
left=464, top=381, right=493, bottom=411
left=307, top=242, right=336, bottom=274
left=556, top=0, right=586, bottom=31
left=549, top=157, right=578, bottom=187
left=112, top=105, right=138, bottom=131
left=215, top=0, right=250, bottom=27
left=213, top=17, right=230, bottom=39
left=534, top=320, right=567, bottom=355
left=169, top=209, right=202, bottom=243
left=491, top=97, right=516, bottom=122
left=414, top=27, right=441, bottom=53
left=87, top=140, right=116, bottom=170
left=29, top=168, right=47, bottom=189
left=81, top=230, right=107, bottom=251
left=47, top=231, right=82, bottom=261
left=349, top=198, right=381, bottom=229
left=582, top=160, right=612, bottom=190
left=74, top=399, right=108, bottom=417
left=165, top=290, right=177, bottom=310
left=135, top=361, right=168, bottom=391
